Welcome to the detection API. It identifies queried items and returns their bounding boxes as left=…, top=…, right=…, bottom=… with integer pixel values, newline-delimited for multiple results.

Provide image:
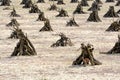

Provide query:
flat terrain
left=0, top=0, right=120, bottom=80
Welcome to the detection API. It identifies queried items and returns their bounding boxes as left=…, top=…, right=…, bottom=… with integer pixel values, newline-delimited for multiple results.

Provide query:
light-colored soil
left=0, top=0, right=120, bottom=80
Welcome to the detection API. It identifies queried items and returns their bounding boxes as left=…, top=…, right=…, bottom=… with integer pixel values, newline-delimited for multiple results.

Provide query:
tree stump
left=87, top=10, right=101, bottom=22
left=81, top=0, right=89, bottom=6
left=107, top=35, right=120, bottom=54
left=23, top=0, right=33, bottom=8
left=51, top=33, right=73, bottom=47
left=39, top=19, right=53, bottom=31
left=104, top=6, right=119, bottom=17
left=10, top=8, right=20, bottom=17
left=73, top=3, right=86, bottom=14
left=36, top=12, right=46, bottom=21
left=1, top=0, right=10, bottom=6
left=57, top=0, right=65, bottom=5
left=72, top=43, right=102, bottom=66
left=88, top=1, right=100, bottom=11
left=6, top=19, right=20, bottom=27
left=29, top=4, right=41, bottom=13
left=56, top=9, right=69, bottom=17
left=66, top=17, right=79, bottom=26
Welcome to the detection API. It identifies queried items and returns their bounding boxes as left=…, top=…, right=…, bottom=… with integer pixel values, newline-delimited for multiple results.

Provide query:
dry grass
left=0, top=0, right=120, bottom=80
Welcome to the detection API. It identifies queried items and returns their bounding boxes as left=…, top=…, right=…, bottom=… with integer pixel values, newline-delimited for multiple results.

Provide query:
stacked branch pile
left=51, top=33, right=73, bottom=47
left=73, top=43, right=102, bottom=66
left=11, top=26, right=37, bottom=56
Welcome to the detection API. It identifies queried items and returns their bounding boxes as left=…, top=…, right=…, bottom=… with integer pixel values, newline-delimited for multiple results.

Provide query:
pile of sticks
left=106, top=20, right=120, bottom=31
left=56, top=9, right=69, bottom=17
left=66, top=17, right=79, bottom=26
left=11, top=26, right=37, bottom=56
left=39, top=19, right=53, bottom=31
left=51, top=33, right=73, bottom=47
left=73, top=43, right=102, bottom=66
